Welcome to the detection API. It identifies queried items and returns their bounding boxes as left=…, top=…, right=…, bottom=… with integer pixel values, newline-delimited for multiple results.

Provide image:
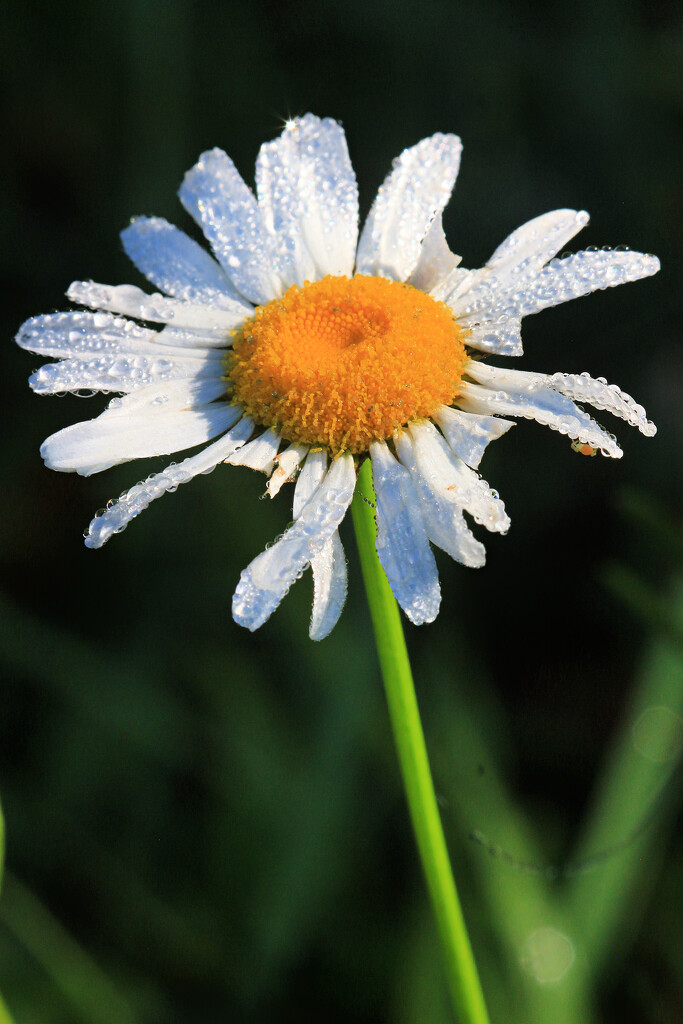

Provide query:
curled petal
left=226, top=429, right=281, bottom=473
left=267, top=444, right=308, bottom=498
left=408, top=214, right=462, bottom=295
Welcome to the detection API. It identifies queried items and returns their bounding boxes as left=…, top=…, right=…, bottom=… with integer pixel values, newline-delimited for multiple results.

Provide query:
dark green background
left=1, top=0, right=681, bottom=1021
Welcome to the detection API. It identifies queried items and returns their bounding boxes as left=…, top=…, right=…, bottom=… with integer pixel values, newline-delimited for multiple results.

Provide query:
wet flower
left=17, top=115, right=658, bottom=637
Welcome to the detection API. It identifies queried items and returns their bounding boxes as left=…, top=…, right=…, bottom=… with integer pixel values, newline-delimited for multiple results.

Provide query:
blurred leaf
left=0, top=798, right=4, bottom=896
left=0, top=872, right=138, bottom=1024
left=565, top=580, right=683, bottom=977
left=602, top=564, right=683, bottom=652
left=616, top=489, right=683, bottom=565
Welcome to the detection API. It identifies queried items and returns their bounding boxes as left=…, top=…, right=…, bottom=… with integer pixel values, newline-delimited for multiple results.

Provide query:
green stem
left=351, top=459, right=490, bottom=1024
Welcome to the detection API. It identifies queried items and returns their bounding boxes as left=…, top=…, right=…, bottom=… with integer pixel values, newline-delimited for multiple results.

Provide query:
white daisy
left=17, top=114, right=659, bottom=639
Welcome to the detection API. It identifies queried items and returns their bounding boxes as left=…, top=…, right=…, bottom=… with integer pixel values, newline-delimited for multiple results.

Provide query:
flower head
left=17, top=115, right=658, bottom=638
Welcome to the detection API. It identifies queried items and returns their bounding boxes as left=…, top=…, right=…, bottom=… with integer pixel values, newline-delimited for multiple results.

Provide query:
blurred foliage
left=1, top=0, right=681, bottom=1020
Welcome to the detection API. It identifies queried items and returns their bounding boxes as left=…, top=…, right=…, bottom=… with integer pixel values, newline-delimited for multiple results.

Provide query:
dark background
left=0, top=1, right=681, bottom=1021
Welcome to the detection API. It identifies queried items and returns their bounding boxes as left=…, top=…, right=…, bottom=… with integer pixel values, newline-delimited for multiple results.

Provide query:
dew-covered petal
left=16, top=312, right=169, bottom=359
left=486, top=210, right=589, bottom=278
left=408, top=420, right=510, bottom=534
left=67, top=282, right=243, bottom=331
left=29, top=350, right=221, bottom=394
left=369, top=441, right=441, bottom=625
left=267, top=443, right=308, bottom=498
left=309, top=531, right=348, bottom=641
left=179, top=147, right=281, bottom=306
left=464, top=361, right=654, bottom=437
left=292, top=449, right=328, bottom=518
left=407, top=214, right=462, bottom=295
left=157, top=324, right=235, bottom=349
left=434, top=405, right=515, bottom=468
left=232, top=452, right=356, bottom=632
left=464, top=361, right=548, bottom=392
left=356, top=133, right=462, bottom=281
left=42, top=381, right=238, bottom=476
left=394, top=430, right=486, bottom=567
left=104, top=377, right=228, bottom=413
left=547, top=371, right=656, bottom=437
left=226, top=429, right=281, bottom=473
left=84, top=415, right=254, bottom=549
left=120, top=216, right=253, bottom=311
left=256, top=114, right=358, bottom=284
left=453, top=250, right=660, bottom=323
left=464, top=318, right=523, bottom=357
left=446, top=210, right=589, bottom=318
left=458, top=381, right=623, bottom=457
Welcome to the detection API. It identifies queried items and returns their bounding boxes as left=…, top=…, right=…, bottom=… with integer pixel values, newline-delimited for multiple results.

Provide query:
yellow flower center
left=226, top=274, right=467, bottom=455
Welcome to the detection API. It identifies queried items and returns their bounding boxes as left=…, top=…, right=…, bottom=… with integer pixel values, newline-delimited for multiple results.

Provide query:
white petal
left=394, top=430, right=486, bottom=567
left=547, top=371, right=656, bottom=437
left=42, top=386, right=239, bottom=476
left=292, top=449, right=328, bottom=518
left=226, top=429, right=281, bottom=473
left=29, top=350, right=221, bottom=394
left=267, top=443, right=308, bottom=498
left=454, top=250, right=660, bottom=323
left=179, top=147, right=281, bottom=305
left=445, top=211, right=588, bottom=319
left=486, top=210, right=589, bottom=277
left=458, top=381, right=623, bottom=458
left=464, top=362, right=654, bottom=438
left=369, top=441, right=440, bottom=625
left=16, top=312, right=167, bottom=359
left=120, top=216, right=252, bottom=311
left=256, top=114, right=358, bottom=284
left=232, top=452, right=356, bottom=631
left=309, top=531, right=348, bottom=641
left=408, top=214, right=463, bottom=295
left=408, top=421, right=510, bottom=534
left=464, top=361, right=548, bottom=392
left=67, top=282, right=242, bottom=331
left=356, top=133, right=462, bottom=281
left=157, top=324, right=236, bottom=349
left=104, top=377, right=228, bottom=413
left=434, top=405, right=515, bottom=468
left=464, top=318, right=523, bottom=357
left=84, top=415, right=254, bottom=548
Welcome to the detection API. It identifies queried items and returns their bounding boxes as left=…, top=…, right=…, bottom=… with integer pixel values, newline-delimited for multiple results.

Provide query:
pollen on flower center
left=226, top=275, right=467, bottom=454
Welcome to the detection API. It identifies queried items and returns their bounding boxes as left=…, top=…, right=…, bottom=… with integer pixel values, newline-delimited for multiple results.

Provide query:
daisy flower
left=17, top=114, right=659, bottom=639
